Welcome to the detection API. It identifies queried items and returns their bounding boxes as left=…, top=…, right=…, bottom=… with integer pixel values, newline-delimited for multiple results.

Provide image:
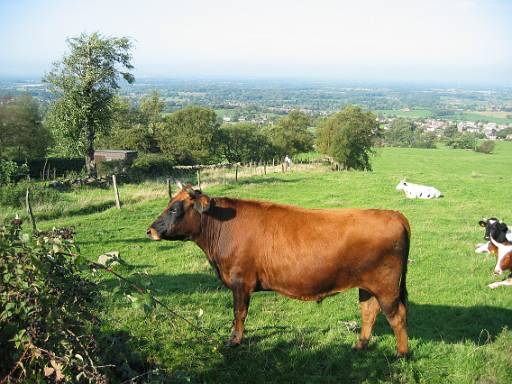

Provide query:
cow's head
left=396, top=180, right=407, bottom=191
left=479, top=218, right=508, bottom=242
left=147, top=182, right=212, bottom=241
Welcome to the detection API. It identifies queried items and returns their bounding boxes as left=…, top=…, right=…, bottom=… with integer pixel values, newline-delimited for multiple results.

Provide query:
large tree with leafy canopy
left=316, top=105, right=379, bottom=170
left=0, top=95, right=52, bottom=160
left=44, top=32, right=134, bottom=175
left=263, top=110, right=314, bottom=157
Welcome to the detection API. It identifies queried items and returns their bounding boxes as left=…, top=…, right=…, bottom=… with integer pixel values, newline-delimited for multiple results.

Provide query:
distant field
left=375, top=109, right=432, bottom=118
left=8, top=143, right=512, bottom=383
left=446, top=111, right=512, bottom=124
left=376, top=108, right=512, bottom=124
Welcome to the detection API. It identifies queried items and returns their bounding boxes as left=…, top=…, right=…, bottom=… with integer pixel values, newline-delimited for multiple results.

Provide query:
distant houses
left=379, top=116, right=511, bottom=140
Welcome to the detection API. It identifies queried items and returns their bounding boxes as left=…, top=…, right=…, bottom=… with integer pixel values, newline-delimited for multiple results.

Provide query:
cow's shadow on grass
left=206, top=336, right=400, bottom=383
left=100, top=271, right=512, bottom=345
left=198, top=300, right=512, bottom=382
left=99, top=272, right=223, bottom=295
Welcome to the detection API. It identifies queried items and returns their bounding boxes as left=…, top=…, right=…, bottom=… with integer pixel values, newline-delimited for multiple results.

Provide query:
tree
left=0, top=95, right=52, bottom=160
left=497, top=127, right=512, bottom=139
left=443, top=124, right=458, bottom=139
left=44, top=32, right=134, bottom=175
left=96, top=93, right=163, bottom=153
left=263, top=110, right=314, bottom=157
left=446, top=132, right=477, bottom=149
left=384, top=118, right=436, bottom=148
left=218, top=123, right=274, bottom=163
left=316, top=105, right=379, bottom=170
left=156, top=106, right=220, bottom=164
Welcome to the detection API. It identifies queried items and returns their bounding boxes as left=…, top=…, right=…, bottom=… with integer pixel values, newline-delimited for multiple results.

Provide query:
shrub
left=0, top=223, right=106, bottom=382
left=0, top=160, right=29, bottom=186
left=0, top=182, right=60, bottom=208
left=446, top=133, right=477, bottom=149
left=475, top=140, right=495, bottom=154
left=96, top=159, right=129, bottom=177
left=0, top=224, right=168, bottom=382
left=383, top=119, right=436, bottom=149
left=127, top=153, right=176, bottom=180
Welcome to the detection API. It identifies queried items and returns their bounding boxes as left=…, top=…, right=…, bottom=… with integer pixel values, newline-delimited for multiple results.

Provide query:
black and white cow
left=476, top=218, right=512, bottom=289
left=475, top=218, right=512, bottom=254
left=488, top=235, right=512, bottom=289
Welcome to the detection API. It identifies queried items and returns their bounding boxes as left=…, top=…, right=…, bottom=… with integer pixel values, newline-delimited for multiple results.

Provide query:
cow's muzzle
left=147, top=227, right=161, bottom=241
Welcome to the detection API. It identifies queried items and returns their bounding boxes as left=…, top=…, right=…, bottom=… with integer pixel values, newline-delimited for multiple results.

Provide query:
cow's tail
left=399, top=222, right=410, bottom=316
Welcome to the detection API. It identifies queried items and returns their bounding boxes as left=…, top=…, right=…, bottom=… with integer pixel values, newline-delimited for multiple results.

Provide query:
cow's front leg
left=488, top=278, right=512, bottom=289
left=228, top=285, right=251, bottom=346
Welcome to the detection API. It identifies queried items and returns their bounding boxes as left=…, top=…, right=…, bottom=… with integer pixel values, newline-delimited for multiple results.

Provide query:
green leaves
left=263, top=110, right=314, bottom=157
left=156, top=106, right=220, bottom=164
left=316, top=105, right=379, bottom=170
left=0, top=223, right=103, bottom=382
left=0, top=95, right=52, bottom=161
left=43, top=32, right=134, bottom=174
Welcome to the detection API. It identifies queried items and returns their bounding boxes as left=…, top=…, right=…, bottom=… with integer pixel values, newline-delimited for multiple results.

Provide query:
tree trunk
left=84, top=124, right=96, bottom=177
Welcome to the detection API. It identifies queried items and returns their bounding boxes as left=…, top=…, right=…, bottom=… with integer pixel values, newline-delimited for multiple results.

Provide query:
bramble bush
left=0, top=224, right=107, bottom=382
left=0, top=222, right=175, bottom=383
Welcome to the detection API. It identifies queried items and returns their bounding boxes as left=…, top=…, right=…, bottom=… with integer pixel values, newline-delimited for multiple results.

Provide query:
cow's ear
left=193, top=193, right=212, bottom=213
left=479, top=220, right=487, bottom=227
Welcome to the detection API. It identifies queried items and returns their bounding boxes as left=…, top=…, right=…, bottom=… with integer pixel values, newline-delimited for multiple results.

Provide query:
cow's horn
left=176, top=180, right=184, bottom=190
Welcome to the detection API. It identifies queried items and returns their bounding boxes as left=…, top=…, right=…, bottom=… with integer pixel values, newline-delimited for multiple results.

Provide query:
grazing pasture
left=32, top=143, right=512, bottom=383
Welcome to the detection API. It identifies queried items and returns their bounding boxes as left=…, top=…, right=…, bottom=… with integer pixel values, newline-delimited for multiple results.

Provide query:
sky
left=0, top=0, right=511, bottom=86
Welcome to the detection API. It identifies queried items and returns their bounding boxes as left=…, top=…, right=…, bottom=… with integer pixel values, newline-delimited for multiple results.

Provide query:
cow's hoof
left=226, top=339, right=241, bottom=347
left=488, top=283, right=498, bottom=289
left=396, top=351, right=409, bottom=359
left=353, top=339, right=368, bottom=350
left=226, top=332, right=242, bottom=347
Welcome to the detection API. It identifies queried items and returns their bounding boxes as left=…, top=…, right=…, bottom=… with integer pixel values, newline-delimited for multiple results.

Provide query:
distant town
left=1, top=77, right=512, bottom=140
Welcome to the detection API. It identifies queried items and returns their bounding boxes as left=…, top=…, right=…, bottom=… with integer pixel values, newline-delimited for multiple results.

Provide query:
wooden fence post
left=112, top=175, right=121, bottom=209
left=197, top=170, right=202, bottom=190
left=41, top=159, right=48, bottom=181
left=235, top=164, right=238, bottom=182
left=166, top=178, right=172, bottom=198
left=25, top=188, right=37, bottom=232
left=264, top=162, right=267, bottom=175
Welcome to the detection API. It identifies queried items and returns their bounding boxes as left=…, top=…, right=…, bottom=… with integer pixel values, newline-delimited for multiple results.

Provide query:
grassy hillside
left=32, top=142, right=512, bottom=383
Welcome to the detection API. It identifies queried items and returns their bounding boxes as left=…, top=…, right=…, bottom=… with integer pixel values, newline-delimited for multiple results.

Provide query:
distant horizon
left=1, top=0, right=511, bottom=89
left=1, top=74, right=511, bottom=91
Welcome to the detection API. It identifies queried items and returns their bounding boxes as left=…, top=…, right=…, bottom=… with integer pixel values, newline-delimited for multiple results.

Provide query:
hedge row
left=14, top=158, right=85, bottom=178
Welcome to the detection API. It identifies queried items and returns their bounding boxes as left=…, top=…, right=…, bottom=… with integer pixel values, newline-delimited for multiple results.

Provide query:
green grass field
left=375, top=109, right=433, bottom=119
left=23, top=143, right=512, bottom=383
left=443, top=112, right=512, bottom=125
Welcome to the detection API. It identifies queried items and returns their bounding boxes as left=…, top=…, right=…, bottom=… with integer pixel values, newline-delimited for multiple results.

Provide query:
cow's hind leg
left=354, top=289, right=380, bottom=350
left=377, top=294, right=408, bottom=357
left=228, top=283, right=251, bottom=346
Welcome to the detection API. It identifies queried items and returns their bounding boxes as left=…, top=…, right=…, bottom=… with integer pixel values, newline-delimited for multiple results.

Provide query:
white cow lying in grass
left=395, top=180, right=443, bottom=199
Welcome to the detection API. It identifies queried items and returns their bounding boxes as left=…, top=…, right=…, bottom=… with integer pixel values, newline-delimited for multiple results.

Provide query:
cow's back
left=206, top=199, right=409, bottom=300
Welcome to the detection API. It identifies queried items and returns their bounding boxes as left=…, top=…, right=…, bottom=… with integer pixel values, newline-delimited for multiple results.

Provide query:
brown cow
left=147, top=184, right=411, bottom=356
